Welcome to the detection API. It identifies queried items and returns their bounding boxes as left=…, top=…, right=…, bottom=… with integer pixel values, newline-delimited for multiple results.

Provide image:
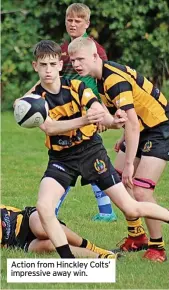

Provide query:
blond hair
left=68, top=37, right=97, bottom=55
left=66, top=3, right=91, bottom=22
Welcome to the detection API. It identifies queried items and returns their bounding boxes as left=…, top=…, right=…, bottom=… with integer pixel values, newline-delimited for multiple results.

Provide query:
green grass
left=1, top=112, right=169, bottom=289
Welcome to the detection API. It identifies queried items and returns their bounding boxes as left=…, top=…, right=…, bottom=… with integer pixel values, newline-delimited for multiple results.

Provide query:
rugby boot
left=143, top=248, right=167, bottom=262
left=112, top=234, right=148, bottom=252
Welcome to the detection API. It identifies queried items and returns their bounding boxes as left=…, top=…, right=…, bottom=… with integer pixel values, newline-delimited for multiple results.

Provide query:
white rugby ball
left=14, top=94, right=49, bottom=128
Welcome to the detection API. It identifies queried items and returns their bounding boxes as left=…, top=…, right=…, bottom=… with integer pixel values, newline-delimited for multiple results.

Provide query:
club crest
left=142, top=141, right=152, bottom=152
left=94, top=159, right=107, bottom=174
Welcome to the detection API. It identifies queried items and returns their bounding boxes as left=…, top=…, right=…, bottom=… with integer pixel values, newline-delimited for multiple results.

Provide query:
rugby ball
left=14, top=94, right=49, bottom=128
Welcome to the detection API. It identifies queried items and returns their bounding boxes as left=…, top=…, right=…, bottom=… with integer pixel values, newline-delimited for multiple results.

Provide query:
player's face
left=69, top=48, right=96, bottom=77
left=33, top=55, right=63, bottom=83
left=65, top=14, right=89, bottom=39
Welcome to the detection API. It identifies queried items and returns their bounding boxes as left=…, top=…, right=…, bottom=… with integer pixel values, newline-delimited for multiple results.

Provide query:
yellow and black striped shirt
left=98, top=61, right=169, bottom=131
left=33, top=78, right=98, bottom=151
left=0, top=205, right=23, bottom=248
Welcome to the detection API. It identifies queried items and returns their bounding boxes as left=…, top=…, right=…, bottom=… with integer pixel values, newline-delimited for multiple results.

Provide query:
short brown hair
left=33, top=40, right=61, bottom=60
left=66, top=3, right=91, bottom=22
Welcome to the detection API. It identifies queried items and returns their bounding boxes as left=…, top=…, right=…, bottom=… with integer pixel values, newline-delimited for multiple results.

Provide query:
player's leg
left=129, top=124, right=169, bottom=261
left=91, top=183, right=117, bottom=222
left=89, top=134, right=116, bottom=221
left=29, top=209, right=87, bottom=246
left=69, top=246, right=116, bottom=259
left=103, top=182, right=169, bottom=223
left=81, top=138, right=169, bottom=222
left=28, top=239, right=55, bottom=253
left=36, top=177, right=75, bottom=258
left=62, top=222, right=115, bottom=256
left=55, top=186, right=71, bottom=216
left=55, top=182, right=116, bottom=222
left=29, top=210, right=116, bottom=256
left=28, top=239, right=115, bottom=258
left=114, top=150, right=148, bottom=252
left=133, top=155, right=167, bottom=262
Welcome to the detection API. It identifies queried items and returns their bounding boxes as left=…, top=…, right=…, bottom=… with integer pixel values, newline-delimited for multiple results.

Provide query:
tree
left=2, top=0, right=169, bottom=110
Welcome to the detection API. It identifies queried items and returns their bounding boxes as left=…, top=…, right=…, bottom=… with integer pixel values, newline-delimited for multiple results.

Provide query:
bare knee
left=133, top=186, right=148, bottom=201
left=36, top=201, right=54, bottom=222
left=133, top=186, right=155, bottom=202
left=29, top=239, right=55, bottom=253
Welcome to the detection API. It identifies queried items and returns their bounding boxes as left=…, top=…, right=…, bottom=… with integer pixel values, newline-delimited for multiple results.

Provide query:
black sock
left=80, top=238, right=88, bottom=248
left=56, top=244, right=75, bottom=258
left=149, top=237, right=164, bottom=250
left=150, top=237, right=163, bottom=243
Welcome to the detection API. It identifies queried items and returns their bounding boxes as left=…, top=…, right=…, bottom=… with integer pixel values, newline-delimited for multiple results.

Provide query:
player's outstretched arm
left=40, top=101, right=106, bottom=135
left=39, top=114, right=102, bottom=135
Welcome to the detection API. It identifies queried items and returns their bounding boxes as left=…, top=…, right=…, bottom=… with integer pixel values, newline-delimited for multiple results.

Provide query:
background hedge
left=2, top=0, right=169, bottom=110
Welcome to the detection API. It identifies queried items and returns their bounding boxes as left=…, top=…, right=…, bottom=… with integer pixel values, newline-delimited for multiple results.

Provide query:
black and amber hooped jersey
left=33, top=78, right=98, bottom=151
left=0, top=205, right=23, bottom=248
left=98, top=61, right=169, bottom=132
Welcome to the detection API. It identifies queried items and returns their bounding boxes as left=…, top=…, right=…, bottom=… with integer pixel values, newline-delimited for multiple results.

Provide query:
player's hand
left=122, top=163, right=134, bottom=189
left=86, top=108, right=105, bottom=124
left=39, top=116, right=54, bottom=134
left=97, top=123, right=107, bottom=133
left=113, top=109, right=128, bottom=129
left=114, top=138, right=124, bottom=152
left=115, top=109, right=127, bottom=119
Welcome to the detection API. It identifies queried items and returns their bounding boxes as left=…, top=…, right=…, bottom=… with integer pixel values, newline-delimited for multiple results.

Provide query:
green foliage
left=2, top=0, right=169, bottom=110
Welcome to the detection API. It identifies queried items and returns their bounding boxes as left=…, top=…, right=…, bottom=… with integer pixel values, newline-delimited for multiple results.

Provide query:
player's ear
left=93, top=53, right=98, bottom=62
left=85, top=20, right=90, bottom=29
left=59, top=60, right=63, bottom=71
left=32, top=61, right=38, bottom=72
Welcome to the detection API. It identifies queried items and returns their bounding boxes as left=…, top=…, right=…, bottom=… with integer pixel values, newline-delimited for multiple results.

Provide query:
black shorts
left=17, top=207, right=37, bottom=251
left=42, top=134, right=120, bottom=191
left=120, top=121, right=169, bottom=161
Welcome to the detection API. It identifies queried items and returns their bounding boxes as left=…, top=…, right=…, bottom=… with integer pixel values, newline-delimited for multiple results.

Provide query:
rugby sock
left=55, top=186, right=71, bottom=216
left=127, top=218, right=145, bottom=237
left=79, top=238, right=88, bottom=248
left=79, top=239, right=94, bottom=250
left=86, top=240, right=95, bottom=251
left=148, top=237, right=165, bottom=250
left=85, top=240, right=114, bottom=255
left=91, top=183, right=113, bottom=215
left=56, top=244, right=75, bottom=258
left=98, top=253, right=116, bottom=259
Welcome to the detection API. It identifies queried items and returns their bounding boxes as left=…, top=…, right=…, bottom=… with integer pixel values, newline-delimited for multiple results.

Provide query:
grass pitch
left=1, top=112, right=169, bottom=289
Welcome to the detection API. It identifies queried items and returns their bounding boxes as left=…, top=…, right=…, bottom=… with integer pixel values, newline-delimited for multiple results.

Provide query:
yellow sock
left=98, top=253, right=116, bottom=259
left=148, top=240, right=165, bottom=250
left=127, top=218, right=145, bottom=237
left=86, top=240, right=94, bottom=251
left=86, top=240, right=113, bottom=255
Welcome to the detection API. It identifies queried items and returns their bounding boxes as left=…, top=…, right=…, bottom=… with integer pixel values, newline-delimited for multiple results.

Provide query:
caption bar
left=7, top=258, right=116, bottom=283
